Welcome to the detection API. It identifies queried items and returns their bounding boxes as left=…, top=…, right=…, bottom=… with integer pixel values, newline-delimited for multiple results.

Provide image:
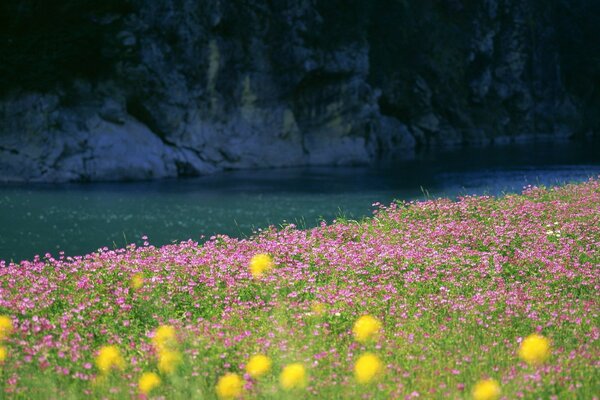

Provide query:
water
left=1, top=140, right=599, bottom=262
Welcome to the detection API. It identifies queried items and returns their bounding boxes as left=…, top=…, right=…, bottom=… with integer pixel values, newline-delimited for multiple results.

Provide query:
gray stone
left=378, top=117, right=416, bottom=153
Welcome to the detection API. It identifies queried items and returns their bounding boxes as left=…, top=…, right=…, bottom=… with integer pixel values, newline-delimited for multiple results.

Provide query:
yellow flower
left=152, top=325, right=177, bottom=352
left=518, top=334, right=551, bottom=366
left=215, top=372, right=243, bottom=399
left=352, top=315, right=382, bottom=343
left=130, top=273, right=144, bottom=290
left=138, top=372, right=161, bottom=395
left=246, top=354, right=272, bottom=378
left=310, top=301, right=326, bottom=316
left=157, top=350, right=182, bottom=374
left=0, top=315, right=13, bottom=341
left=249, top=253, right=273, bottom=278
left=95, top=345, right=125, bottom=374
left=0, top=345, right=7, bottom=363
left=279, top=363, right=307, bottom=390
left=472, top=378, right=501, bottom=400
left=354, top=352, right=384, bottom=384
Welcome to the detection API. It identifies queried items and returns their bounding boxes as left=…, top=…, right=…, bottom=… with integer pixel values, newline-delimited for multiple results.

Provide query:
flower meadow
left=0, top=179, right=599, bottom=399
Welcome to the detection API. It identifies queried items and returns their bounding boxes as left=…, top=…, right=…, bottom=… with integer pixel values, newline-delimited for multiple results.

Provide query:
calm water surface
left=1, top=141, right=599, bottom=262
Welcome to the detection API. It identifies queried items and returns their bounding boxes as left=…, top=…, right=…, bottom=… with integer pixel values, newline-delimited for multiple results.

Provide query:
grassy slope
left=0, top=179, right=599, bottom=399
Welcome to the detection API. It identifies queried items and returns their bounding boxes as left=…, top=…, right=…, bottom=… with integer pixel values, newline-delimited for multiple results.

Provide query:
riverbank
left=0, top=179, right=598, bottom=398
left=3, top=140, right=600, bottom=263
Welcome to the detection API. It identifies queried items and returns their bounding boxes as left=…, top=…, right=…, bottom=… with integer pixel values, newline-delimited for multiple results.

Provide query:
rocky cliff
left=1, top=0, right=598, bottom=182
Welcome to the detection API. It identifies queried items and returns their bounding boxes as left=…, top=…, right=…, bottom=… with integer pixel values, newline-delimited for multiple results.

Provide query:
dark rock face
left=369, top=0, right=585, bottom=147
left=0, top=0, right=598, bottom=182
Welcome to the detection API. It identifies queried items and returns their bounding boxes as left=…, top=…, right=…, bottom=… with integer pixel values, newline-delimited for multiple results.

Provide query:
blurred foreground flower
left=472, top=378, right=501, bottom=400
left=130, top=273, right=144, bottom=290
left=95, top=345, right=125, bottom=374
left=353, top=315, right=382, bottom=343
left=0, top=345, right=7, bottom=363
left=280, top=363, right=307, bottom=390
left=158, top=350, right=182, bottom=374
left=216, top=372, right=243, bottom=399
left=152, top=325, right=177, bottom=352
left=310, top=301, right=326, bottom=316
left=354, top=352, right=384, bottom=384
left=0, top=315, right=13, bottom=341
left=249, top=253, right=273, bottom=278
left=246, top=354, right=272, bottom=378
left=519, top=334, right=551, bottom=366
left=138, top=372, right=161, bottom=395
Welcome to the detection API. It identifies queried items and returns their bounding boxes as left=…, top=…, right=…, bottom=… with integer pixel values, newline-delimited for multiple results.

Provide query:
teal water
left=1, top=141, right=599, bottom=262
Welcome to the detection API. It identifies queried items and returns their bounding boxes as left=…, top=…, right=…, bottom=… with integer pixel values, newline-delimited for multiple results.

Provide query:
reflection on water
left=1, top=140, right=599, bottom=262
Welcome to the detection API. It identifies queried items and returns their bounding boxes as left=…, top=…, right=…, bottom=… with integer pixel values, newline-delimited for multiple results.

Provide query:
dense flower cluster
left=0, top=179, right=598, bottom=398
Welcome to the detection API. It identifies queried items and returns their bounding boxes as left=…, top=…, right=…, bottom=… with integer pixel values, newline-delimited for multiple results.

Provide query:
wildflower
left=0, top=345, right=7, bottom=363
left=519, top=334, right=551, bottom=366
left=215, top=372, right=243, bottom=399
left=138, top=372, right=161, bottom=395
left=246, top=354, right=272, bottom=378
left=310, top=301, right=326, bottom=316
left=157, top=350, right=182, bottom=374
left=354, top=352, right=384, bottom=384
left=472, top=378, right=501, bottom=400
left=352, top=315, right=382, bottom=343
left=0, top=316, right=13, bottom=341
left=152, top=325, right=177, bottom=352
left=95, top=345, right=125, bottom=374
left=130, top=273, right=144, bottom=290
left=279, top=363, right=307, bottom=390
left=249, top=253, right=273, bottom=278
